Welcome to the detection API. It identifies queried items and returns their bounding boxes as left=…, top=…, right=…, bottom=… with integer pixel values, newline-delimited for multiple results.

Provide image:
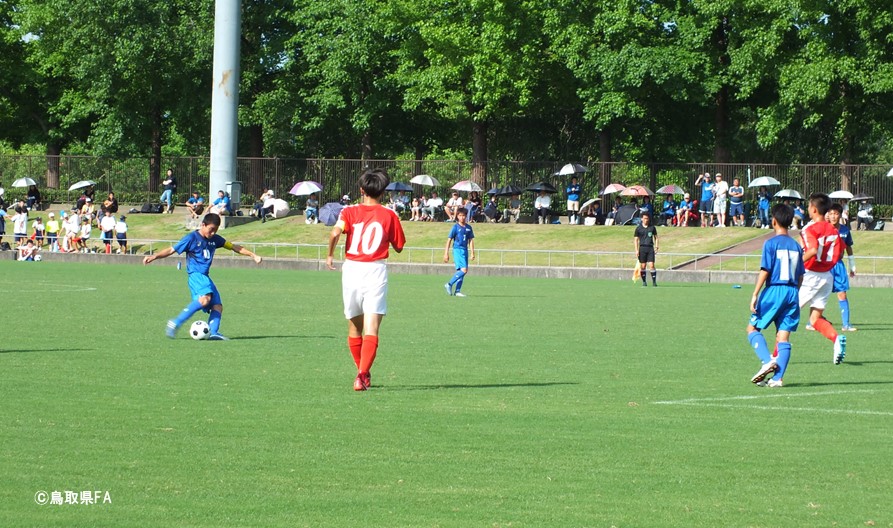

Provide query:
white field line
left=654, top=389, right=893, bottom=417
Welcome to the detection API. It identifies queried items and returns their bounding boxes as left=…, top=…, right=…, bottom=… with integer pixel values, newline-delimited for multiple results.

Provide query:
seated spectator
left=102, top=192, right=119, bottom=215
left=639, top=196, right=655, bottom=219
left=186, top=191, right=206, bottom=219
left=18, top=238, right=38, bottom=261
left=422, top=192, right=443, bottom=221
left=397, top=191, right=410, bottom=213
left=445, top=192, right=464, bottom=222
left=483, top=195, right=502, bottom=223
left=661, top=194, right=676, bottom=225
left=607, top=196, right=623, bottom=220
left=305, top=193, right=319, bottom=224
left=856, top=199, right=873, bottom=231
left=676, top=193, right=694, bottom=227
left=26, top=185, right=41, bottom=211
left=339, top=194, right=351, bottom=206
left=466, top=191, right=483, bottom=222
left=410, top=196, right=423, bottom=221
left=503, top=194, right=521, bottom=223
left=534, top=190, right=552, bottom=224
left=584, top=201, right=604, bottom=225
left=792, top=200, right=805, bottom=229
left=76, top=216, right=92, bottom=252
left=209, top=190, right=231, bottom=216
left=81, top=198, right=96, bottom=225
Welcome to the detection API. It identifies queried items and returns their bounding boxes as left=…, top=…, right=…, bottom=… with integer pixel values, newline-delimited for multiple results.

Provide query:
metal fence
left=2, top=156, right=892, bottom=207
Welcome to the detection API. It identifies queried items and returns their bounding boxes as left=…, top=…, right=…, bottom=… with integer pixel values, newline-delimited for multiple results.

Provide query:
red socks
left=812, top=317, right=838, bottom=342
left=358, top=335, right=379, bottom=374
left=348, top=336, right=363, bottom=368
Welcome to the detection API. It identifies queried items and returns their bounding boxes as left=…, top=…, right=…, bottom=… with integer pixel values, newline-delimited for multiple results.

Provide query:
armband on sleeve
left=848, top=255, right=855, bottom=271
left=223, top=241, right=234, bottom=251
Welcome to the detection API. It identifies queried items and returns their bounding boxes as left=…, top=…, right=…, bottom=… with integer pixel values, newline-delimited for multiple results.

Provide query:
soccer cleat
left=751, top=360, right=779, bottom=385
left=766, top=379, right=783, bottom=388
left=842, top=326, right=858, bottom=332
left=444, top=283, right=452, bottom=296
left=361, top=372, right=371, bottom=388
left=353, top=373, right=368, bottom=391
left=833, top=335, right=846, bottom=364
left=805, top=324, right=815, bottom=331
left=208, top=334, right=230, bottom=341
left=455, top=292, right=466, bottom=297
left=652, top=281, right=657, bottom=287
left=166, top=320, right=178, bottom=339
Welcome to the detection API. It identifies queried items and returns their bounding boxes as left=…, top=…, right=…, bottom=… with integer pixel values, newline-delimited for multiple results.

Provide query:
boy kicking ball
left=327, top=168, right=406, bottom=391
left=748, top=204, right=804, bottom=387
left=444, top=207, right=475, bottom=297
left=143, top=212, right=263, bottom=340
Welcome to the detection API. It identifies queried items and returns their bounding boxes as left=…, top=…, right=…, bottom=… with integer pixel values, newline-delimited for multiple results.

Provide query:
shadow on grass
left=0, top=348, right=94, bottom=354
left=383, top=381, right=579, bottom=391
left=233, top=335, right=338, bottom=341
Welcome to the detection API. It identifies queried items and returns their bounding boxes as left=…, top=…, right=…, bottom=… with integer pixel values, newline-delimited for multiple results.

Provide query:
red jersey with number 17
left=337, top=204, right=406, bottom=262
left=800, top=220, right=844, bottom=273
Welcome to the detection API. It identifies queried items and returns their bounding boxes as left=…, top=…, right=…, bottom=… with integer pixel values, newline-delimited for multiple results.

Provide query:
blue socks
left=448, top=270, right=466, bottom=293
left=748, top=331, right=772, bottom=364
left=773, top=342, right=792, bottom=380
left=839, top=299, right=850, bottom=327
left=173, top=300, right=204, bottom=327
left=208, top=309, right=222, bottom=335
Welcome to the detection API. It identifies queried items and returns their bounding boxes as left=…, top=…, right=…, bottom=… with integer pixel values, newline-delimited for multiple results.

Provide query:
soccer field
left=1, top=261, right=891, bottom=527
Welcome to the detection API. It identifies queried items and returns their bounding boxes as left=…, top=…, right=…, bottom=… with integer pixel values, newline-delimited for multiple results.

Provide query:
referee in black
left=634, top=212, right=659, bottom=287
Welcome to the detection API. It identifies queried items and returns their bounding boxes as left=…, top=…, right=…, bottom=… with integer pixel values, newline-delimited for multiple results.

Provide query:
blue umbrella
left=319, top=202, right=344, bottom=226
left=385, top=182, right=413, bottom=192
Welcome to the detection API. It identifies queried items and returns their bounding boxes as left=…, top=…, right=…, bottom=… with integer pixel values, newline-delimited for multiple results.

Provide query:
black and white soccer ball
left=190, top=320, right=210, bottom=340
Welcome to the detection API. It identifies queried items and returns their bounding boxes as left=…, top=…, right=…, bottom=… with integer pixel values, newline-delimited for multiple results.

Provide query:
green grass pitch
left=1, top=261, right=891, bottom=527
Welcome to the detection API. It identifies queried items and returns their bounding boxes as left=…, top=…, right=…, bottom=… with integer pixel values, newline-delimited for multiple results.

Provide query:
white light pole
left=209, top=0, right=241, bottom=198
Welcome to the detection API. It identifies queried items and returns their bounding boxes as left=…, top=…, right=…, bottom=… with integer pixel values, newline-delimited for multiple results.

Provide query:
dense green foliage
left=4, top=0, right=893, bottom=165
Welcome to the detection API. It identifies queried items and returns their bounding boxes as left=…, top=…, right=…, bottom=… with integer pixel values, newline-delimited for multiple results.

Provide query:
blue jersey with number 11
left=762, top=234, right=804, bottom=286
left=173, top=230, right=227, bottom=275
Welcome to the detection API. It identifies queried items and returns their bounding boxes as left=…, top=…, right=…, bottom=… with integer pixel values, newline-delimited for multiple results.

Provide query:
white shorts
left=341, top=259, right=389, bottom=319
left=713, top=198, right=727, bottom=214
left=799, top=271, right=832, bottom=310
left=567, top=200, right=580, bottom=211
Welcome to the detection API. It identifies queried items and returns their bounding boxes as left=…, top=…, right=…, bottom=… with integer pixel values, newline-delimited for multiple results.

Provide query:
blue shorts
left=187, top=273, right=222, bottom=311
left=831, top=260, right=849, bottom=293
left=453, top=248, right=469, bottom=270
left=730, top=202, right=744, bottom=216
left=749, top=285, right=800, bottom=332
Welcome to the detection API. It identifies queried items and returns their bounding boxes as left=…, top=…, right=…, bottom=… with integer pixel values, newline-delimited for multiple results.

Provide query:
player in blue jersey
left=443, top=207, right=475, bottom=297
left=143, top=213, right=263, bottom=340
left=747, top=203, right=804, bottom=387
left=828, top=203, right=857, bottom=331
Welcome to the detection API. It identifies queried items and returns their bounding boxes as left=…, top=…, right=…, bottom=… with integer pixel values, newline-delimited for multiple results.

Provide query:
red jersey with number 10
left=337, top=204, right=406, bottom=262
left=800, top=220, right=843, bottom=273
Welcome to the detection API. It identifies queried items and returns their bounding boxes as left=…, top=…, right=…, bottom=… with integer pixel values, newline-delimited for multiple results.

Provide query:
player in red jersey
left=326, top=168, right=406, bottom=391
left=798, top=192, right=847, bottom=364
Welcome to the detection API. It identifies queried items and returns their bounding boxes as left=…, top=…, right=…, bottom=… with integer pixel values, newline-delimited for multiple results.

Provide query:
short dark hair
left=809, top=192, right=832, bottom=216
left=202, top=213, right=222, bottom=227
left=829, top=203, right=843, bottom=214
left=358, top=168, right=389, bottom=199
left=771, top=203, right=794, bottom=228
left=641, top=212, right=651, bottom=218
left=457, top=207, right=468, bottom=217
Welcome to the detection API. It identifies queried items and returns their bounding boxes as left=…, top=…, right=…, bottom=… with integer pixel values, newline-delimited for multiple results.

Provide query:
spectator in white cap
left=115, top=215, right=128, bottom=253
left=676, top=192, right=694, bottom=227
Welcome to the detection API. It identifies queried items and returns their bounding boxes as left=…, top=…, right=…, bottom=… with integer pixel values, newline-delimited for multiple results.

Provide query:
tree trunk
left=839, top=81, right=854, bottom=190
left=713, top=16, right=732, bottom=163
left=148, top=108, right=163, bottom=201
left=361, top=128, right=373, bottom=161
left=599, top=128, right=612, bottom=189
left=248, top=124, right=265, bottom=196
left=413, top=144, right=426, bottom=177
left=45, top=143, right=61, bottom=190
left=471, top=119, right=488, bottom=184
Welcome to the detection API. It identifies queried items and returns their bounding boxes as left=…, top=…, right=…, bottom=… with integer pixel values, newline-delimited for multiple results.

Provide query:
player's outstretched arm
left=143, top=246, right=175, bottom=265
left=231, top=244, right=262, bottom=264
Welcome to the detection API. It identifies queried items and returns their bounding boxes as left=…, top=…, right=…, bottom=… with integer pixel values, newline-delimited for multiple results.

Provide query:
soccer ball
left=190, top=320, right=210, bottom=340
left=35, top=255, right=42, bottom=261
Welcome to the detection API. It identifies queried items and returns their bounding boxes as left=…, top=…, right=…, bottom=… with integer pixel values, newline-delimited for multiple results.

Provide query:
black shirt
left=634, top=224, right=658, bottom=247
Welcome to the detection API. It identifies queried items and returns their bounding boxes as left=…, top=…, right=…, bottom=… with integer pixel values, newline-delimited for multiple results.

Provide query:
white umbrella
left=774, top=189, right=803, bottom=200
left=288, top=180, right=323, bottom=196
left=268, top=198, right=290, bottom=218
left=556, top=163, right=588, bottom=176
left=748, top=176, right=781, bottom=188
left=886, top=167, right=893, bottom=177
left=68, top=180, right=97, bottom=191
left=579, top=197, right=601, bottom=215
left=12, top=177, right=37, bottom=187
left=828, top=190, right=854, bottom=200
left=451, top=180, right=483, bottom=192
left=601, top=183, right=627, bottom=195
left=410, top=174, right=439, bottom=187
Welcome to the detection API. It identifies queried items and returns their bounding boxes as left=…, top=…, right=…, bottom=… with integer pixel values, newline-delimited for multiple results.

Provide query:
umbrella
left=774, top=189, right=803, bottom=200
left=288, top=180, right=323, bottom=196
left=620, top=185, right=654, bottom=197
left=601, top=183, right=627, bottom=195
left=886, top=167, right=893, bottom=177
left=852, top=193, right=874, bottom=201
left=828, top=190, right=854, bottom=200
left=451, top=180, right=483, bottom=192
left=410, top=174, right=439, bottom=187
left=267, top=198, right=290, bottom=219
left=496, top=184, right=524, bottom=196
left=525, top=181, right=558, bottom=193
left=555, top=163, right=588, bottom=176
left=319, top=202, right=344, bottom=226
left=12, top=177, right=37, bottom=187
left=579, top=197, right=602, bottom=215
left=748, top=176, right=781, bottom=188
left=656, top=184, right=685, bottom=195
left=385, top=182, right=413, bottom=192
left=486, top=188, right=501, bottom=196
left=68, top=180, right=97, bottom=191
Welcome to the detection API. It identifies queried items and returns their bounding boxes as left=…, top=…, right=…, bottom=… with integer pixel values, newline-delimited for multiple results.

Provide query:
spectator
left=566, top=176, right=582, bottom=225
left=483, top=195, right=502, bottom=223
left=115, top=215, right=129, bottom=254
left=503, top=194, right=521, bottom=223
left=728, top=178, right=745, bottom=226
left=45, top=212, right=60, bottom=251
left=18, top=239, right=38, bottom=261
left=607, top=196, right=623, bottom=221
left=209, top=190, right=231, bottom=216
left=676, top=193, right=694, bottom=227
left=80, top=198, right=96, bottom=225
left=792, top=200, right=805, bottom=229
left=445, top=192, right=464, bottom=222
left=466, top=191, right=482, bottom=222
left=102, top=192, right=119, bottom=215
left=187, top=191, right=207, bottom=219
left=99, top=210, right=116, bottom=254
left=660, top=194, right=676, bottom=225
left=31, top=216, right=45, bottom=248
left=696, top=173, right=715, bottom=227
left=77, top=216, right=92, bottom=252
left=838, top=199, right=850, bottom=227
left=757, top=187, right=771, bottom=229
left=62, top=211, right=78, bottom=252
left=712, top=173, right=729, bottom=227
left=11, top=205, right=28, bottom=245
left=398, top=191, right=411, bottom=213
left=305, top=193, right=320, bottom=224
left=0, top=205, right=6, bottom=246
left=26, top=185, right=41, bottom=211
left=339, top=194, right=351, bottom=206
left=410, top=196, right=422, bottom=221
left=0, top=181, right=4, bottom=204
left=583, top=200, right=604, bottom=225
left=253, top=189, right=273, bottom=222
left=534, top=190, right=552, bottom=224
left=639, top=195, right=654, bottom=219
left=160, top=168, right=177, bottom=214
left=423, top=191, right=443, bottom=221
left=856, top=199, right=873, bottom=231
